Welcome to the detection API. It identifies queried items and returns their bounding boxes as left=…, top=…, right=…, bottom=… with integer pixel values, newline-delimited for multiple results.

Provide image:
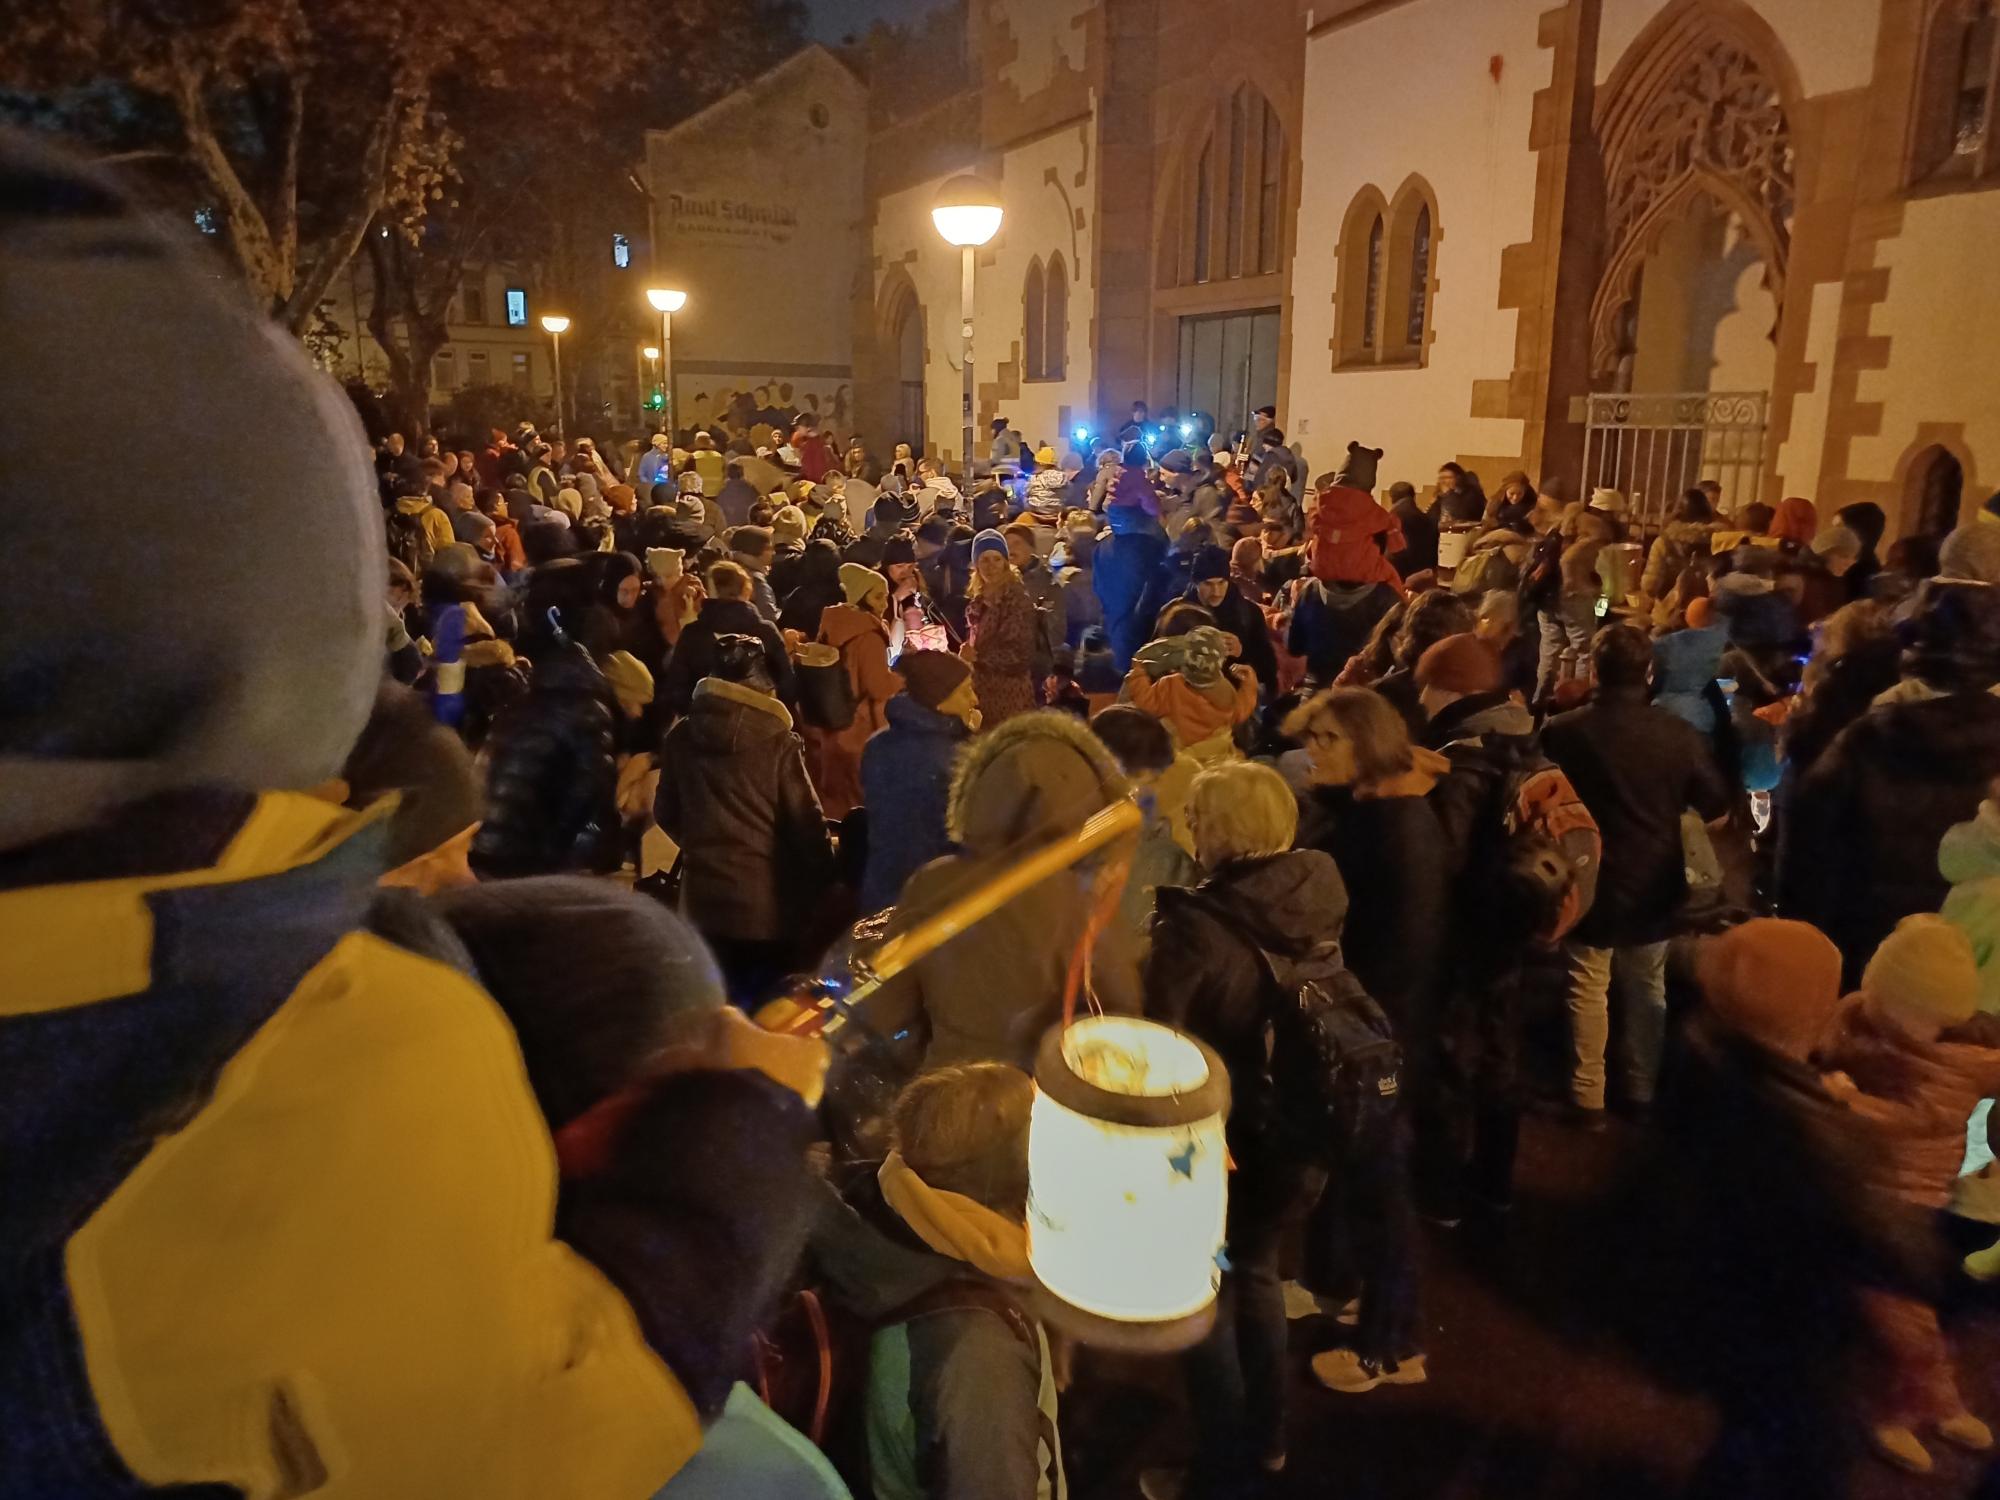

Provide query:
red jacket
left=1307, top=484, right=1404, bottom=593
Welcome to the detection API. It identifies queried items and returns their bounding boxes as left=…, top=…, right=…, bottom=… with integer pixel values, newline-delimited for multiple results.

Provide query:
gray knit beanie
left=0, top=129, right=383, bottom=849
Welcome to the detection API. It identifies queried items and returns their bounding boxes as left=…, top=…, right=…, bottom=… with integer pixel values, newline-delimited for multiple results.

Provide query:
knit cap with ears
left=646, top=548, right=683, bottom=586
left=1331, top=441, right=1384, bottom=493
left=899, top=649, right=973, bottom=712
left=1862, top=914, right=1981, bottom=1035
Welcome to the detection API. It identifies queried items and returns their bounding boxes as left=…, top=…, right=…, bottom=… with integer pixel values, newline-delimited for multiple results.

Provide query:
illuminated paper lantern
left=1028, top=1016, right=1230, bottom=1347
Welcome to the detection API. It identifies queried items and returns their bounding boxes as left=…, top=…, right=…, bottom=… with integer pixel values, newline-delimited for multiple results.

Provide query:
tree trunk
left=365, top=226, right=464, bottom=439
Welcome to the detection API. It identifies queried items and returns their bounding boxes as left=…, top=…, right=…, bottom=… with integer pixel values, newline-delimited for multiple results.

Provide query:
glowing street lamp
left=931, top=175, right=1003, bottom=474
left=540, top=314, right=571, bottom=441
left=646, top=287, right=687, bottom=435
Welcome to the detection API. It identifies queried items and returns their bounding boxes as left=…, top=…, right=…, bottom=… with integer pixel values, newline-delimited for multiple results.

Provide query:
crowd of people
left=19, top=133, right=2000, bottom=1500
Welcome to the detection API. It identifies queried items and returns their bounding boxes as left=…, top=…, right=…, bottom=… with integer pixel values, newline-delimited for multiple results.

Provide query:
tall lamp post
left=540, top=314, right=571, bottom=441
left=642, top=344, right=661, bottom=428
left=645, top=287, right=687, bottom=437
left=930, top=175, right=1004, bottom=474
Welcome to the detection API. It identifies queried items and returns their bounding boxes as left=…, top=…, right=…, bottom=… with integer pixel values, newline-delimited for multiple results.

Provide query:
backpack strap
left=885, top=1277, right=1036, bottom=1352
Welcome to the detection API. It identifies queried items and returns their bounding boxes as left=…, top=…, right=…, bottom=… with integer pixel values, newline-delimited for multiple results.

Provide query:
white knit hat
left=1589, top=487, right=1627, bottom=515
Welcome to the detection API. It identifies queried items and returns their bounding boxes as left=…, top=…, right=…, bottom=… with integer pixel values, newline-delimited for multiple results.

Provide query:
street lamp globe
left=646, top=287, right=687, bottom=313
left=642, top=345, right=661, bottom=360
left=539, top=314, right=571, bottom=334
left=931, top=175, right=1004, bottom=247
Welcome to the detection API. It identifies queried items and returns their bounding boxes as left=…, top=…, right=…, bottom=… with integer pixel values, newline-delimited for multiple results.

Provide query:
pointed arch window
left=1405, top=205, right=1432, bottom=348
left=1193, top=142, right=1214, bottom=283
left=1044, top=252, right=1069, bottom=380
left=1177, top=85, right=1288, bottom=288
left=1338, top=180, right=1438, bottom=369
left=1913, top=0, right=2000, bottom=184
left=1022, top=258, right=1047, bottom=382
left=1362, top=217, right=1384, bottom=352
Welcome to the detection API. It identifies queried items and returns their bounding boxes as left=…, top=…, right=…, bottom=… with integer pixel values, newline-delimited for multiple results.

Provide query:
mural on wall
left=676, top=376, right=855, bottom=439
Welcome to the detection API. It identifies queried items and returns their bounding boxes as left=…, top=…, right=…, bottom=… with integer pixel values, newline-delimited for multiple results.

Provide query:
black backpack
left=387, top=507, right=435, bottom=576
left=1254, top=940, right=1402, bottom=1160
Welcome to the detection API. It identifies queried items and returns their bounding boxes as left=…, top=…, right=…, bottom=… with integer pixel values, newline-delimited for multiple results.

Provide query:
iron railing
left=1581, top=390, right=1768, bottom=529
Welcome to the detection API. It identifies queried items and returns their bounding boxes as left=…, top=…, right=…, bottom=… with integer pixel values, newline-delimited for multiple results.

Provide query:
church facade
left=839, top=0, right=1997, bottom=537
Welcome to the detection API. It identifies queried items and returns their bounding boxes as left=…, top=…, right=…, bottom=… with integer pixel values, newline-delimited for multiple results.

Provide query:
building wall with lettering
left=644, top=46, right=868, bottom=434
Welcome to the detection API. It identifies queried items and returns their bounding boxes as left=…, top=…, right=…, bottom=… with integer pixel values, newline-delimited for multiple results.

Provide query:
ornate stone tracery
left=1591, top=28, right=1798, bottom=381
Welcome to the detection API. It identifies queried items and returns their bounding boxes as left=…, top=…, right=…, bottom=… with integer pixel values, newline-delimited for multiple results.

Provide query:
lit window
left=505, top=288, right=527, bottom=327
left=613, top=233, right=632, bottom=269
left=192, top=206, right=218, bottom=235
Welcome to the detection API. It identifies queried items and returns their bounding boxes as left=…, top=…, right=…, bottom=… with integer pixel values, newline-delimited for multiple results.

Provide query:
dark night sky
left=805, top=0, right=944, bottom=44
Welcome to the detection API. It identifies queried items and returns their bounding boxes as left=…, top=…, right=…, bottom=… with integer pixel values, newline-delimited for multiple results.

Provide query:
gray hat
left=0, top=129, right=383, bottom=849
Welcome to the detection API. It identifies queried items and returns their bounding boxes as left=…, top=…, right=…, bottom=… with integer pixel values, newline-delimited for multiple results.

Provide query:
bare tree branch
left=166, top=39, right=284, bottom=307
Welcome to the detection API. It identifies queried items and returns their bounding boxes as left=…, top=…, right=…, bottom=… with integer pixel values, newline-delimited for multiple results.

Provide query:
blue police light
left=1074, top=426, right=1091, bottom=444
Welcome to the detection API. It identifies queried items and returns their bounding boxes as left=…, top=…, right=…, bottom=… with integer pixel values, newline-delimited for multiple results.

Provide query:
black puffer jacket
left=1148, top=850, right=1350, bottom=1154
left=653, top=676, right=834, bottom=944
left=1296, top=787, right=1447, bottom=1032
left=1543, top=684, right=1731, bottom=947
left=469, top=641, right=620, bottom=880
left=1780, top=689, right=2000, bottom=985
left=660, top=597, right=797, bottom=719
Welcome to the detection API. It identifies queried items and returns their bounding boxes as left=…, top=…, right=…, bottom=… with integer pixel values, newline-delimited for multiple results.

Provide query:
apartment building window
left=467, top=350, right=490, bottom=385
left=511, top=350, right=531, bottom=388
left=505, top=287, right=528, bottom=327
left=460, top=278, right=487, bottom=325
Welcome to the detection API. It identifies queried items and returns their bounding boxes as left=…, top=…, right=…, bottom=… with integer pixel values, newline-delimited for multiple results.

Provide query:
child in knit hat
left=1819, top=915, right=2000, bottom=1473
left=1122, top=624, right=1259, bottom=753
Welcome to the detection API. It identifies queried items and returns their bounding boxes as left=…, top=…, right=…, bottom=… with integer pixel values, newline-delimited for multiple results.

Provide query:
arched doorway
left=1581, top=3, right=1799, bottom=525
left=1907, top=445, right=1966, bottom=538
left=871, top=268, right=926, bottom=459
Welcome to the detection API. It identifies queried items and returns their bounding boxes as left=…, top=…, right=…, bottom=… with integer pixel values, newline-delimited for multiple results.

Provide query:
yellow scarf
left=878, top=1153, right=1034, bottom=1283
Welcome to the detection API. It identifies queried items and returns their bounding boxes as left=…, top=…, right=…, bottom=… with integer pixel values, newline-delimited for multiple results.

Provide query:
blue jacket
left=1092, top=509, right=1167, bottom=670
left=860, top=695, right=971, bottom=911
left=1652, top=624, right=1730, bottom=736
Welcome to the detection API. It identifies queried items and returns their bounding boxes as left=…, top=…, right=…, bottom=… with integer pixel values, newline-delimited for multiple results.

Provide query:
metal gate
left=1581, top=391, right=1768, bottom=529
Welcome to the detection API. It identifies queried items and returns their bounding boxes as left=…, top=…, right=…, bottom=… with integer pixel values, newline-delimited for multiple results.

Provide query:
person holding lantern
left=1144, top=761, right=1371, bottom=1491
left=808, top=1063, right=1061, bottom=1500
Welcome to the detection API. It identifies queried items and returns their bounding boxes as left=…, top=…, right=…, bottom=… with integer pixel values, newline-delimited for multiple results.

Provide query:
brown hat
left=1414, top=633, right=1503, bottom=695
left=1697, top=919, right=1843, bottom=1061
left=899, top=649, right=971, bottom=712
